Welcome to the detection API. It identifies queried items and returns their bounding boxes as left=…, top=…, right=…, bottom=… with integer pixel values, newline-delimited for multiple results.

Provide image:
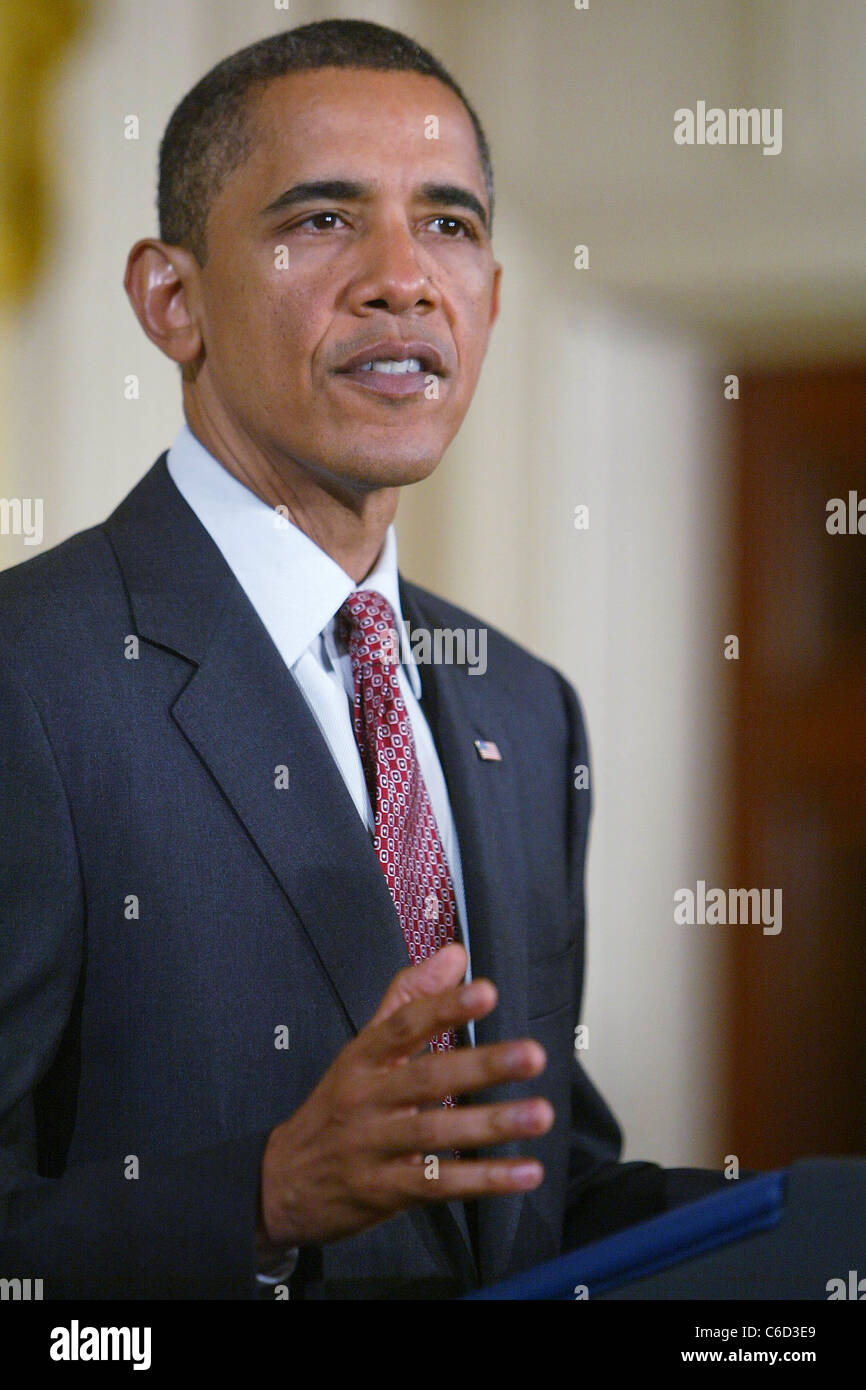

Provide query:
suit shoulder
left=400, top=576, right=579, bottom=712
left=0, top=524, right=125, bottom=671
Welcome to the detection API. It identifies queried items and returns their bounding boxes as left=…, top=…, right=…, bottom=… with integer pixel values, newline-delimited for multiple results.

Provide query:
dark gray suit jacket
left=0, top=456, right=724, bottom=1298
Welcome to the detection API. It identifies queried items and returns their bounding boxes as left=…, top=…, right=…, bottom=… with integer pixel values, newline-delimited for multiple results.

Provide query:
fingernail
left=510, top=1162, right=543, bottom=1189
left=512, top=1102, right=543, bottom=1129
left=505, top=1044, right=532, bottom=1071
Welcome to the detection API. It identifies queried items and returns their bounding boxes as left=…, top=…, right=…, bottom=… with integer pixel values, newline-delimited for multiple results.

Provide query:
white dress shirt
left=166, top=425, right=473, bottom=988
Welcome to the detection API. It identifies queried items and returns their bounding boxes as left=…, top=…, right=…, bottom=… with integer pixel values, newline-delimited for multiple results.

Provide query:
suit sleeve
left=554, top=671, right=729, bottom=1247
left=0, top=661, right=269, bottom=1298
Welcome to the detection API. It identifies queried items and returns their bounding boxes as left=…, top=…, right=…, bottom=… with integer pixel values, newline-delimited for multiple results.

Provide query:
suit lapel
left=106, top=457, right=410, bottom=1034
left=172, top=585, right=418, bottom=1031
left=400, top=581, right=532, bottom=1286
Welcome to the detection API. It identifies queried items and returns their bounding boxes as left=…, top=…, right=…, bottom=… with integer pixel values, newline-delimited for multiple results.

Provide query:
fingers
left=367, top=943, right=469, bottom=1028
left=360, top=977, right=499, bottom=1065
left=381, top=1096, right=555, bottom=1155
left=389, top=1155, right=547, bottom=1203
left=380, top=1037, right=547, bottom=1106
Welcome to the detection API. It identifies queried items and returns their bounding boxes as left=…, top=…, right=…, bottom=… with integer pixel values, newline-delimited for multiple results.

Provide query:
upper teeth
left=359, top=358, right=423, bottom=374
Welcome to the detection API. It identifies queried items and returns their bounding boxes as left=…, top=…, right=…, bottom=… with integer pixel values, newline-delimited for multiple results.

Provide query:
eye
left=294, top=211, right=347, bottom=231
left=427, top=215, right=476, bottom=240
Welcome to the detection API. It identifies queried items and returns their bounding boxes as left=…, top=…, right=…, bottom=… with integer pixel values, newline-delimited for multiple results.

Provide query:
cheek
left=450, top=273, right=495, bottom=349
left=453, top=310, right=491, bottom=385
left=210, top=262, right=306, bottom=346
left=255, top=277, right=332, bottom=382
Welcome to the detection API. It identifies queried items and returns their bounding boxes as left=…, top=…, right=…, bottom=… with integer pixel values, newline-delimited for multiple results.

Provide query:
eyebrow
left=259, top=179, right=489, bottom=231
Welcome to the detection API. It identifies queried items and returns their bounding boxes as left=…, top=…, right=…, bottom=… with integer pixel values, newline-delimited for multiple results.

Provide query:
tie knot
left=338, top=589, right=399, bottom=668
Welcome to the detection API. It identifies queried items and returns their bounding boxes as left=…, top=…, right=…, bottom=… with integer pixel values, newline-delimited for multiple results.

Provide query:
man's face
left=191, top=67, right=500, bottom=491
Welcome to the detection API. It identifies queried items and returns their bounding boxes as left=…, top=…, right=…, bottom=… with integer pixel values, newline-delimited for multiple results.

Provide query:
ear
left=123, top=239, right=203, bottom=365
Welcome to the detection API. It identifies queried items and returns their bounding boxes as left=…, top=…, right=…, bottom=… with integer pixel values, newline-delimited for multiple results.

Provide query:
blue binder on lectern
left=466, top=1169, right=787, bottom=1299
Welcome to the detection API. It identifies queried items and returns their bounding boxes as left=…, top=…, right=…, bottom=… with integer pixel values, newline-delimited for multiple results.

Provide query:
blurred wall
left=5, top=0, right=863, bottom=1168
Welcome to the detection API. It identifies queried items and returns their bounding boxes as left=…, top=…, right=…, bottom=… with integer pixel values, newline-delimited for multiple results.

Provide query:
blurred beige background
left=2, top=0, right=865, bottom=1169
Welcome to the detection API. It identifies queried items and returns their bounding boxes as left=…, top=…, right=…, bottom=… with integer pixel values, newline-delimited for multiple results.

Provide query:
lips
left=333, top=339, right=447, bottom=399
left=334, top=339, right=445, bottom=376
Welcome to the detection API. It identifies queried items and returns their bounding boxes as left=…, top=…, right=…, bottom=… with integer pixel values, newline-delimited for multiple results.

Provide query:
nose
left=345, top=218, right=438, bottom=317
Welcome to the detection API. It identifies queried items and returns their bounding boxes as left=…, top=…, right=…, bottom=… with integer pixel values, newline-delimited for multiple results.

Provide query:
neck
left=183, top=397, right=398, bottom=583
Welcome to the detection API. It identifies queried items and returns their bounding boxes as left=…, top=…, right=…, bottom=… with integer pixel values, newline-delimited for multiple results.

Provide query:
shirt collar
left=166, top=423, right=421, bottom=695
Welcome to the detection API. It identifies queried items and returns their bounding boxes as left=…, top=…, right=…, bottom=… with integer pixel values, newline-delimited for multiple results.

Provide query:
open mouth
left=343, top=357, right=428, bottom=395
left=334, top=343, right=446, bottom=397
left=357, top=357, right=424, bottom=375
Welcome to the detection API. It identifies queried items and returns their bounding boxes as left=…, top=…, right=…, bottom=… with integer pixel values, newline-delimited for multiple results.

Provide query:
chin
left=332, top=443, right=445, bottom=489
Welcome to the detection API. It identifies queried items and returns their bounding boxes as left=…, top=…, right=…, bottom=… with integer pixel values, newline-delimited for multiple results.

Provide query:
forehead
left=237, top=66, right=486, bottom=198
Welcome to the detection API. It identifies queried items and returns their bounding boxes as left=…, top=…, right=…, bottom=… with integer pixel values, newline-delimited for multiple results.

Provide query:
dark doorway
left=728, top=365, right=866, bottom=1168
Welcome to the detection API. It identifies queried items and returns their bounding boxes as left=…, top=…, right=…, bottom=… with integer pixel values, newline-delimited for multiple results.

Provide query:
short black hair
left=157, top=18, right=494, bottom=265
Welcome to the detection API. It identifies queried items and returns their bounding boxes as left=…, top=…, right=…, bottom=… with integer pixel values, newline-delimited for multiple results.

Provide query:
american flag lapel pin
left=474, top=738, right=502, bottom=762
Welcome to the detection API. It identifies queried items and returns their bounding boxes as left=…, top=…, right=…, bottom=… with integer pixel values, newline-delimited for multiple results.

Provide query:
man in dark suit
left=0, top=19, right=724, bottom=1299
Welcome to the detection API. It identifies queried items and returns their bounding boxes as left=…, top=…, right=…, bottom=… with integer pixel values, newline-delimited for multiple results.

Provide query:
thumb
left=368, top=943, right=469, bottom=1027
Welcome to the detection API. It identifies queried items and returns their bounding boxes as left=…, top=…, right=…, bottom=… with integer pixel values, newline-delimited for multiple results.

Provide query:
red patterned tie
left=339, top=590, right=459, bottom=1086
